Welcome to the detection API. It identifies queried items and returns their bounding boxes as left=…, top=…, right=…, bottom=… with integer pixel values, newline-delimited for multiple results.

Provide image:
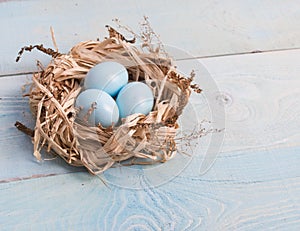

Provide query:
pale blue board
left=0, top=75, right=84, bottom=182
left=1, top=52, right=300, bottom=230
left=0, top=146, right=300, bottom=230
left=1, top=0, right=300, bottom=230
left=1, top=0, right=300, bottom=75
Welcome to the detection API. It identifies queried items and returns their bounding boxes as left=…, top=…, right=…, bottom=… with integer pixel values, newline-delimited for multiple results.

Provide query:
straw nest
left=16, top=21, right=201, bottom=175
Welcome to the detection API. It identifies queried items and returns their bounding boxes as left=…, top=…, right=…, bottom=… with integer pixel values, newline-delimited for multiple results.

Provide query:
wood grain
left=1, top=0, right=300, bottom=75
left=178, top=49, right=300, bottom=154
left=1, top=49, right=299, bottom=181
left=0, top=75, right=84, bottom=182
left=0, top=7, right=300, bottom=227
left=0, top=146, right=299, bottom=230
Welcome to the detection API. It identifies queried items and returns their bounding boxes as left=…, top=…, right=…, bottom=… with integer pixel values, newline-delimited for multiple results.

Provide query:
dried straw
left=17, top=21, right=201, bottom=175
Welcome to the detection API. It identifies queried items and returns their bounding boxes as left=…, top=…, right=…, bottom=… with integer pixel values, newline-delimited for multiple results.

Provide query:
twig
left=15, top=121, right=34, bottom=137
left=16, top=44, right=61, bottom=62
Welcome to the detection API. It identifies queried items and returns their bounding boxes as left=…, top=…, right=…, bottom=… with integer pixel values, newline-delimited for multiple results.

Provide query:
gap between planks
left=1, top=46, right=300, bottom=78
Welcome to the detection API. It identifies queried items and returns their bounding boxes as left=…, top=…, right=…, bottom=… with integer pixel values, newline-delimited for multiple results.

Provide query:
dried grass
left=16, top=19, right=201, bottom=175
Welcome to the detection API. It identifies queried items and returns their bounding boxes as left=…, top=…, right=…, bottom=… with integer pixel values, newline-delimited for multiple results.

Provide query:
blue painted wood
left=0, top=75, right=84, bottom=182
left=1, top=49, right=300, bottom=183
left=178, top=49, right=300, bottom=154
left=0, top=146, right=300, bottom=230
left=0, top=1, right=300, bottom=229
left=1, top=0, right=300, bottom=75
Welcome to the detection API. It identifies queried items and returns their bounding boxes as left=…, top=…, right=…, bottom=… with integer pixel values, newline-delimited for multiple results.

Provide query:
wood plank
left=1, top=49, right=299, bottom=181
left=1, top=0, right=300, bottom=75
left=1, top=1, right=300, bottom=229
left=0, top=146, right=299, bottom=230
left=0, top=75, right=84, bottom=182
left=178, top=49, right=300, bottom=154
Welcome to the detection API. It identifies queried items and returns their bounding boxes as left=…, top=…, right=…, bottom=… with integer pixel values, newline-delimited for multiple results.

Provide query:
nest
left=17, top=20, right=201, bottom=175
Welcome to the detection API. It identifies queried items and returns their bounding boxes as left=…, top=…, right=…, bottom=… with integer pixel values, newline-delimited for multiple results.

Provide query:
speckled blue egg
left=75, top=89, right=119, bottom=127
left=84, top=61, right=128, bottom=97
left=116, top=82, right=154, bottom=118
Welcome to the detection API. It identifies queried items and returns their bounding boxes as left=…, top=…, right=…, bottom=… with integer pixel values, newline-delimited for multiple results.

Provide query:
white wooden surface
left=1, top=0, right=300, bottom=75
left=1, top=0, right=300, bottom=230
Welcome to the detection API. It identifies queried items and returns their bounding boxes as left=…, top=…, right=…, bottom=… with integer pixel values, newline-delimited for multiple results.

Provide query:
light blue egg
left=116, top=82, right=154, bottom=118
left=75, top=89, right=119, bottom=127
left=84, top=61, right=128, bottom=97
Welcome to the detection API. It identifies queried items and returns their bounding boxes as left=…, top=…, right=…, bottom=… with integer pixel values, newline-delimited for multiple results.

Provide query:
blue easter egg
left=84, top=61, right=128, bottom=97
left=116, top=82, right=154, bottom=119
left=75, top=89, right=119, bottom=127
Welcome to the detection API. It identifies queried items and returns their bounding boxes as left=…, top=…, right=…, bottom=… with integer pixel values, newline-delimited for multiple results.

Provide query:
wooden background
left=1, top=0, right=300, bottom=230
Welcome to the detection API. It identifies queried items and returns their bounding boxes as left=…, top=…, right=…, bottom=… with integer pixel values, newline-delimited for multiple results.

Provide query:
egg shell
left=84, top=61, right=128, bottom=97
left=75, top=89, right=119, bottom=127
left=116, top=82, right=154, bottom=118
